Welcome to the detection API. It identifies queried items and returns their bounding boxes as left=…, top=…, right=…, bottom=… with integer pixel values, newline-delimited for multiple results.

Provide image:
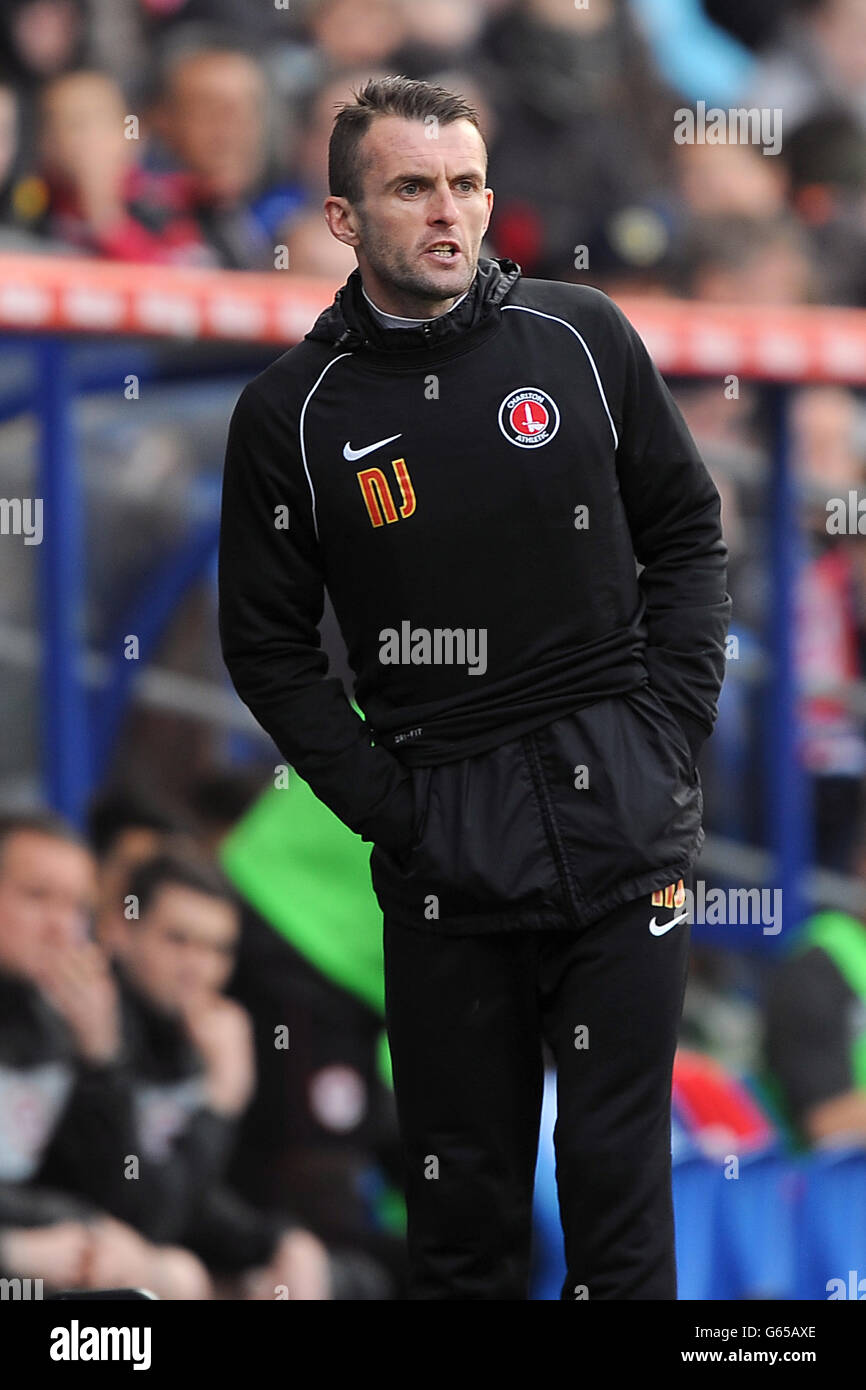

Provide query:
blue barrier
left=529, top=1079, right=866, bottom=1300
left=37, top=337, right=90, bottom=823
left=2, top=333, right=272, bottom=823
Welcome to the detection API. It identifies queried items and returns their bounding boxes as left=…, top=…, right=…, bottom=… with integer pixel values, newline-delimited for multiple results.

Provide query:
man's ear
left=323, top=196, right=361, bottom=248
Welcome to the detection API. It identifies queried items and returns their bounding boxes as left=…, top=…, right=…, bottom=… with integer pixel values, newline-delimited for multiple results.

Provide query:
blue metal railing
left=2, top=333, right=273, bottom=823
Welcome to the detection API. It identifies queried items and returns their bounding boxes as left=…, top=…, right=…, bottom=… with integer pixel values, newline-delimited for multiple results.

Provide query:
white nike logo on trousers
left=648, top=911, right=688, bottom=936
left=343, top=433, right=403, bottom=461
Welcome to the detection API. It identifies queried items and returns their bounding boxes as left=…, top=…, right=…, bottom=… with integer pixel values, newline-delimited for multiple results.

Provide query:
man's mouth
left=423, top=242, right=461, bottom=261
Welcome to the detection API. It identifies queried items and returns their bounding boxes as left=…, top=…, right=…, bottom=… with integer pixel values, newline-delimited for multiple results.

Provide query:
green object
left=376, top=1025, right=393, bottom=1088
left=374, top=1179, right=406, bottom=1236
left=219, top=769, right=386, bottom=1017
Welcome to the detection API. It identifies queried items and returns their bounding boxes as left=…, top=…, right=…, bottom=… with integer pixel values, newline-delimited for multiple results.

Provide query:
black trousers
left=383, top=881, right=691, bottom=1300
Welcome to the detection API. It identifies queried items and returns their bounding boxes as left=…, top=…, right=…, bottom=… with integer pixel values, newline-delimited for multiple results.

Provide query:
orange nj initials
left=357, top=458, right=416, bottom=527
left=651, top=879, right=686, bottom=910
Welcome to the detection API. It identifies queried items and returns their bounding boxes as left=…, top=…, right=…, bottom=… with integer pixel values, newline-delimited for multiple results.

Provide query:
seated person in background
left=764, top=825, right=866, bottom=1146
left=0, top=811, right=210, bottom=1297
left=87, top=783, right=196, bottom=956
left=44, top=849, right=386, bottom=1297
left=147, top=44, right=288, bottom=269
left=35, top=69, right=215, bottom=263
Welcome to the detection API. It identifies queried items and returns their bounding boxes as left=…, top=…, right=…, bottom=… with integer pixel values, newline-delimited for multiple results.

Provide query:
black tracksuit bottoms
left=382, top=878, right=691, bottom=1300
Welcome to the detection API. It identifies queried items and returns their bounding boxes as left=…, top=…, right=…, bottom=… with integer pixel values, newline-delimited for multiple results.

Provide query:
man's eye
left=401, top=183, right=420, bottom=195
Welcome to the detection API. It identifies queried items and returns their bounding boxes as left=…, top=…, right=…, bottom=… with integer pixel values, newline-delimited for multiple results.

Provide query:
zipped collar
left=305, top=255, right=521, bottom=366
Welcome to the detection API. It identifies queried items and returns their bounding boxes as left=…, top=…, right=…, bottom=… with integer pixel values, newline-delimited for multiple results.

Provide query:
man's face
left=39, top=72, right=130, bottom=181
left=326, top=115, right=493, bottom=315
left=159, top=53, right=266, bottom=202
left=117, top=882, right=238, bottom=1012
left=0, top=831, right=96, bottom=980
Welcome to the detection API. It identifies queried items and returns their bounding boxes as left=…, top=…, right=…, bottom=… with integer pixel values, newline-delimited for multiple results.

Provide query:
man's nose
left=429, top=184, right=459, bottom=224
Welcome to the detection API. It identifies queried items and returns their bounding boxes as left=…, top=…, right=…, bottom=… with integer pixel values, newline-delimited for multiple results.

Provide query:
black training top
left=218, top=256, right=730, bottom=856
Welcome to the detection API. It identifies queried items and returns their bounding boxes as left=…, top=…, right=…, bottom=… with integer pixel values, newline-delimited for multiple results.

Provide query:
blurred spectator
left=793, top=387, right=866, bottom=871
left=42, top=848, right=392, bottom=1296
left=481, top=0, right=680, bottom=278
left=307, top=0, right=408, bottom=74
left=675, top=141, right=790, bottom=221
left=393, top=0, right=486, bottom=75
left=782, top=110, right=866, bottom=305
left=132, top=0, right=301, bottom=52
left=148, top=44, right=289, bottom=267
left=675, top=213, right=818, bottom=303
left=0, top=810, right=211, bottom=1296
left=87, top=783, right=197, bottom=953
left=35, top=69, right=215, bottom=262
left=0, top=0, right=86, bottom=92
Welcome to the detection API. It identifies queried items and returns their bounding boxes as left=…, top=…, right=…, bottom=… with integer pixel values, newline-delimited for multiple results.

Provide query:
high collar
left=305, top=255, right=521, bottom=364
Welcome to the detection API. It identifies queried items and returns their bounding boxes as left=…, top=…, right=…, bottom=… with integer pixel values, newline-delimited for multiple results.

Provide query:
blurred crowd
left=2, top=0, right=866, bottom=1295
left=0, top=789, right=409, bottom=1297
left=0, top=0, right=864, bottom=294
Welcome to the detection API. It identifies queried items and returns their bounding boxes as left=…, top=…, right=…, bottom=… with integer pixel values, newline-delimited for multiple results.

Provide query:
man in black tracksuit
left=218, top=76, right=730, bottom=1299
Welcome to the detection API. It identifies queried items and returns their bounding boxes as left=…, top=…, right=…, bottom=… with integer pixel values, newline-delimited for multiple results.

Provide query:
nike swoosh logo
left=343, top=433, right=402, bottom=461
left=649, top=911, right=688, bottom=936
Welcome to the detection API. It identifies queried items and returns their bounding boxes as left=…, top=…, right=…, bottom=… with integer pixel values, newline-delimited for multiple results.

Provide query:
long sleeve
left=613, top=306, right=732, bottom=759
left=39, top=1056, right=238, bottom=1245
left=217, top=379, right=415, bottom=857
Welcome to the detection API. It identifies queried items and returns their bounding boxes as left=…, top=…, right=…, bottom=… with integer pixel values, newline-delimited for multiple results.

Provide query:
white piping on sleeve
left=500, top=304, right=619, bottom=450
left=299, top=352, right=354, bottom=543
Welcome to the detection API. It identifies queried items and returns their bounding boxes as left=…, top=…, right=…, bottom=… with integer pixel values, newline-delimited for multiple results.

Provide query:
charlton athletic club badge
left=498, top=386, right=560, bottom=449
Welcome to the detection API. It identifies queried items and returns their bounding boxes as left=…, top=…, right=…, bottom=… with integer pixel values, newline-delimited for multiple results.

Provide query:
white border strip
left=299, top=352, right=353, bottom=542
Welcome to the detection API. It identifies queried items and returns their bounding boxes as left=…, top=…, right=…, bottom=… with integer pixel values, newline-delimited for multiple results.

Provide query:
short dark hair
left=328, top=74, right=485, bottom=207
left=0, top=810, right=89, bottom=876
left=87, top=785, right=194, bottom=860
left=186, top=768, right=265, bottom=833
left=125, top=850, right=237, bottom=924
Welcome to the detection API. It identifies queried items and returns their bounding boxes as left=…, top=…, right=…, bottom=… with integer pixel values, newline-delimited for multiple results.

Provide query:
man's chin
left=399, top=259, right=476, bottom=303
